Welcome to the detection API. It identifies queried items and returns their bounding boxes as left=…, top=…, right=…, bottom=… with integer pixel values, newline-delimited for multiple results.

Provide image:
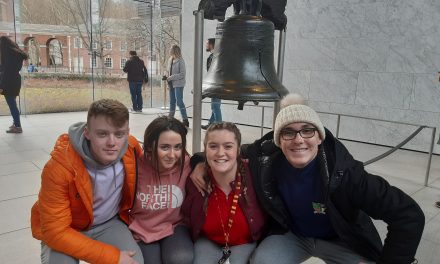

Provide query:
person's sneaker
left=6, top=125, right=23, bottom=134
left=201, top=124, right=209, bottom=130
left=183, top=119, right=190, bottom=128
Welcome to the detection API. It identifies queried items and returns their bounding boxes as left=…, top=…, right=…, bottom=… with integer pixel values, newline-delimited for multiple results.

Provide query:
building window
left=74, top=37, right=82, bottom=48
left=104, top=57, right=113, bottom=68
left=49, top=39, right=63, bottom=65
left=134, top=41, right=141, bottom=51
left=90, top=56, right=98, bottom=68
left=104, top=41, right=112, bottom=50
left=120, top=41, right=127, bottom=51
left=120, top=58, right=127, bottom=69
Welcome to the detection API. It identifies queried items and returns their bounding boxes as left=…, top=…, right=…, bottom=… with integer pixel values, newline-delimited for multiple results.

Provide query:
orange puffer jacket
left=31, top=134, right=142, bottom=264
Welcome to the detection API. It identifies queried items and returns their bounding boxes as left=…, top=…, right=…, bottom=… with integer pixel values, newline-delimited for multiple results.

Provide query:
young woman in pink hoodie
left=129, top=116, right=193, bottom=264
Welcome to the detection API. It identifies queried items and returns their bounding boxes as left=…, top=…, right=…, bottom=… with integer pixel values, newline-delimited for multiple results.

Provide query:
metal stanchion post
left=192, top=10, right=204, bottom=153
left=273, top=28, right=286, bottom=127
left=336, top=115, right=341, bottom=138
left=424, top=127, right=436, bottom=186
left=261, top=106, right=265, bottom=137
left=161, top=77, right=169, bottom=110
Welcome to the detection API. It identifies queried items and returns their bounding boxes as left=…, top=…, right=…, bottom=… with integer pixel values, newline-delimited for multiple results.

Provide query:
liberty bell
left=202, top=8, right=288, bottom=109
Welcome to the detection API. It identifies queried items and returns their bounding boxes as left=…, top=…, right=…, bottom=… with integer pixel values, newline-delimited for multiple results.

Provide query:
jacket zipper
left=129, top=147, right=139, bottom=211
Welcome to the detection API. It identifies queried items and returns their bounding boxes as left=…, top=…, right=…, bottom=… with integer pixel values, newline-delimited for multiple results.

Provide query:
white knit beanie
left=274, top=94, right=325, bottom=146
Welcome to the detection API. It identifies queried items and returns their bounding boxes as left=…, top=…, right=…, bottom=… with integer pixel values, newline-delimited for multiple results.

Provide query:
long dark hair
left=0, top=36, right=28, bottom=63
left=143, top=116, right=188, bottom=179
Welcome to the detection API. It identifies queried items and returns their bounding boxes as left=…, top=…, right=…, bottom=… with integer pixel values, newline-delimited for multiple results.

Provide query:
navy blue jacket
left=243, top=129, right=424, bottom=264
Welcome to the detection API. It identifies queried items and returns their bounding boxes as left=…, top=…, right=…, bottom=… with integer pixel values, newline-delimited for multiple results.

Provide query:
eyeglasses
left=280, top=128, right=317, bottom=140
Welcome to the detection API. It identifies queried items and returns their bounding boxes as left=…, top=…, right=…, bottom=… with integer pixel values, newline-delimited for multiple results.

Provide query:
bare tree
left=20, top=0, right=114, bottom=73
left=20, top=0, right=66, bottom=25
left=157, top=17, right=180, bottom=75
left=127, top=16, right=180, bottom=78
left=19, top=0, right=180, bottom=77
left=57, top=0, right=115, bottom=74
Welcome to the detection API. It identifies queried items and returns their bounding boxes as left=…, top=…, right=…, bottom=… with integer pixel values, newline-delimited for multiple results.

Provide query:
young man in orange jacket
left=31, top=99, right=143, bottom=264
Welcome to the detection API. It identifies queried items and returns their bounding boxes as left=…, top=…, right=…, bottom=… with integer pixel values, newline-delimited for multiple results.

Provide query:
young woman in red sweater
left=182, top=122, right=266, bottom=264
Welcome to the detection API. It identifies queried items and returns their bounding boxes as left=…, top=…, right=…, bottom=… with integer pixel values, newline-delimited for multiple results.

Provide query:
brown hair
left=0, top=36, right=28, bottom=63
left=203, top=122, right=241, bottom=151
left=87, top=99, right=129, bottom=128
left=207, top=38, right=215, bottom=47
left=202, top=122, right=247, bottom=198
left=143, top=116, right=188, bottom=179
left=129, top=50, right=137, bottom=56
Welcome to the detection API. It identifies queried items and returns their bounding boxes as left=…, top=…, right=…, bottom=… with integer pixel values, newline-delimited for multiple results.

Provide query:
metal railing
left=322, top=111, right=438, bottom=186
left=199, top=101, right=438, bottom=186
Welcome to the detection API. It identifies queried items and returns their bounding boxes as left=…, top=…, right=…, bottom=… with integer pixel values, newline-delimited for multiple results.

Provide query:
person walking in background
left=0, top=36, right=28, bottom=133
left=31, top=99, right=143, bottom=264
left=129, top=116, right=193, bottom=264
left=182, top=122, right=266, bottom=264
left=166, top=45, right=189, bottom=128
left=202, top=38, right=222, bottom=130
left=123, top=50, right=148, bottom=113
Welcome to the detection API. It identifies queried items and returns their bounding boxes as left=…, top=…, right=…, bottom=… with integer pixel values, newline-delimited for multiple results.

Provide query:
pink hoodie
left=129, top=153, right=191, bottom=243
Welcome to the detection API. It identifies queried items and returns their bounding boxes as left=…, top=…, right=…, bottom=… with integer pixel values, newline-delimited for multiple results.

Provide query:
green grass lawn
left=0, top=85, right=165, bottom=115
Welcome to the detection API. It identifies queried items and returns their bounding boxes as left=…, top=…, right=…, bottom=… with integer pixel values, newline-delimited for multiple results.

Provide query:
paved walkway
left=0, top=110, right=439, bottom=263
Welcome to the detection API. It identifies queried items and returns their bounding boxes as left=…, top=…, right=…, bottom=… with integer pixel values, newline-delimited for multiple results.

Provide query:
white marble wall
left=181, top=0, right=440, bottom=154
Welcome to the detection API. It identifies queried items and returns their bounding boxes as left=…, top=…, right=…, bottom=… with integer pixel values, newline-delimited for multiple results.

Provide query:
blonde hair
left=170, top=44, right=182, bottom=59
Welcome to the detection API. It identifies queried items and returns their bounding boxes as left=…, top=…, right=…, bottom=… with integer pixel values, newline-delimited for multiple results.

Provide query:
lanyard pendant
left=218, top=246, right=231, bottom=264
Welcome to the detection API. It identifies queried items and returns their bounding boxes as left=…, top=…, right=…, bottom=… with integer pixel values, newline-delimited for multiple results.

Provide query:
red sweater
left=202, top=185, right=252, bottom=245
left=182, top=160, right=266, bottom=243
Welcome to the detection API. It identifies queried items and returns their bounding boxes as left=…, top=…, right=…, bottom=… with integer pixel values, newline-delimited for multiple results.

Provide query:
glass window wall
left=0, top=0, right=181, bottom=115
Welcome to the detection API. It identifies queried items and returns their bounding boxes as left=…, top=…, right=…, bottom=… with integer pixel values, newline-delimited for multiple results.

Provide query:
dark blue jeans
left=129, top=81, right=143, bottom=111
left=169, top=86, right=188, bottom=119
left=5, top=95, right=21, bottom=127
left=208, top=97, right=222, bottom=124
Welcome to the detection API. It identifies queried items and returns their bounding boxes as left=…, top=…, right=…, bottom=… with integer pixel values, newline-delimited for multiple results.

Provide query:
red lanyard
left=211, top=170, right=242, bottom=248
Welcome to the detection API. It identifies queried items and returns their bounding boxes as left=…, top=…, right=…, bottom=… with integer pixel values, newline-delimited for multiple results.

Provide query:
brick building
left=0, top=20, right=152, bottom=76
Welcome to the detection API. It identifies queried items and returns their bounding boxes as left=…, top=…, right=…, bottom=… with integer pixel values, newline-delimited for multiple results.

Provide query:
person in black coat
left=123, top=50, right=148, bottom=112
left=190, top=93, right=425, bottom=263
left=0, top=36, right=28, bottom=133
